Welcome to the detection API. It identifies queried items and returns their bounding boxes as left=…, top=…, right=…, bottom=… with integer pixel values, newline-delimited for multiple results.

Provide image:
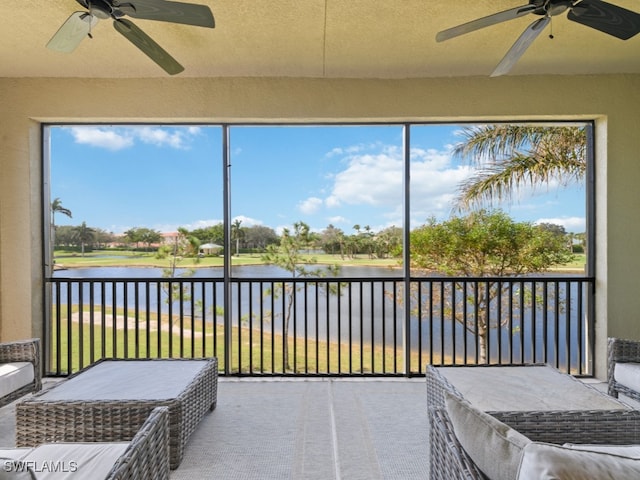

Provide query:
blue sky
left=49, top=124, right=586, bottom=235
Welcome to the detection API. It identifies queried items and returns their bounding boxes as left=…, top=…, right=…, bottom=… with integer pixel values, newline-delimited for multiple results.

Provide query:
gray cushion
left=0, top=363, right=34, bottom=400
left=564, top=443, right=640, bottom=458
left=444, top=391, right=530, bottom=480
left=517, top=442, right=640, bottom=479
left=614, top=362, right=640, bottom=394
left=25, top=443, right=128, bottom=480
left=0, top=458, right=36, bottom=480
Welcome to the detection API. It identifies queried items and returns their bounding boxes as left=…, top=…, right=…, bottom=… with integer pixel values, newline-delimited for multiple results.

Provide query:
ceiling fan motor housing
left=79, top=0, right=129, bottom=20
left=531, top=0, right=574, bottom=16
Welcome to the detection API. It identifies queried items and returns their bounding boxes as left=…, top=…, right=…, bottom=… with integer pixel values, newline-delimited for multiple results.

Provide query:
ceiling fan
left=47, top=0, right=215, bottom=75
left=436, top=0, right=640, bottom=77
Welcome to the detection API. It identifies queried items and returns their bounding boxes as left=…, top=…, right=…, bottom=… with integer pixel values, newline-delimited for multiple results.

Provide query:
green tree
left=190, top=224, right=225, bottom=247
left=262, top=221, right=340, bottom=371
left=93, top=228, right=116, bottom=248
left=374, top=226, right=403, bottom=259
left=231, top=219, right=244, bottom=256
left=51, top=197, right=72, bottom=224
left=243, top=225, right=279, bottom=251
left=50, top=198, right=72, bottom=249
left=123, top=227, right=162, bottom=252
left=123, top=228, right=142, bottom=249
left=72, top=222, right=95, bottom=256
left=453, top=125, right=586, bottom=210
left=410, top=210, right=574, bottom=362
left=138, top=228, right=162, bottom=251
left=159, top=228, right=201, bottom=327
left=55, top=225, right=75, bottom=247
left=320, top=224, right=345, bottom=256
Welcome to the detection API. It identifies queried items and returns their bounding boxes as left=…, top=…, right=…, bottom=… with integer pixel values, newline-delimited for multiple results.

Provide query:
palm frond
left=453, top=125, right=587, bottom=211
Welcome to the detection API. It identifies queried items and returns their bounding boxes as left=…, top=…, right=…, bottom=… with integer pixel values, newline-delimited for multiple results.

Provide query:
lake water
left=53, top=264, right=402, bottom=279
left=51, top=265, right=588, bottom=369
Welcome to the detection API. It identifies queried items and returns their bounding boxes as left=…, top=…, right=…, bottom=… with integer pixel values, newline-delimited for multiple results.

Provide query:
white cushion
left=614, top=362, right=640, bottom=393
left=24, top=443, right=128, bottom=480
left=517, top=442, right=640, bottom=480
left=0, top=451, right=31, bottom=462
left=564, top=443, right=640, bottom=458
left=444, top=391, right=530, bottom=480
left=0, top=459, right=36, bottom=479
left=0, top=363, right=34, bottom=400
left=0, top=450, right=34, bottom=480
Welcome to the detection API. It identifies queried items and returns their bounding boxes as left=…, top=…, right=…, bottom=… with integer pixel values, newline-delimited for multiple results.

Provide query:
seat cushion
left=0, top=363, right=34, bottom=400
left=517, top=442, right=640, bottom=479
left=24, top=443, right=128, bottom=480
left=614, top=362, right=640, bottom=393
left=444, top=391, right=530, bottom=480
left=0, top=449, right=34, bottom=480
left=0, top=459, right=36, bottom=479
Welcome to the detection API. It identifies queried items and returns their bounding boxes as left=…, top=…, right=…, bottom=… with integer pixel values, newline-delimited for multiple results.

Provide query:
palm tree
left=453, top=125, right=586, bottom=210
left=51, top=198, right=72, bottom=246
left=49, top=198, right=72, bottom=268
left=231, top=219, right=244, bottom=256
left=72, top=222, right=95, bottom=257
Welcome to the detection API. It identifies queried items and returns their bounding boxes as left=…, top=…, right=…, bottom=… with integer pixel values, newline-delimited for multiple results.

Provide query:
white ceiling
left=2, top=0, right=639, bottom=78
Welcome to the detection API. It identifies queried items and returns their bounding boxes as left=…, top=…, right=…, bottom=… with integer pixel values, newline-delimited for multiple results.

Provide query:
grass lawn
left=48, top=305, right=431, bottom=375
left=54, top=249, right=585, bottom=272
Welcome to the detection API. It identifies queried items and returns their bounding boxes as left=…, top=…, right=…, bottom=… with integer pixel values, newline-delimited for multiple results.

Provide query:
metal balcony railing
left=45, top=275, right=595, bottom=377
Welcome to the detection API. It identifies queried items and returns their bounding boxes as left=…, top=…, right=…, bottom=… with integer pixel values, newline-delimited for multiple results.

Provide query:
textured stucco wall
left=1, top=75, right=639, bottom=378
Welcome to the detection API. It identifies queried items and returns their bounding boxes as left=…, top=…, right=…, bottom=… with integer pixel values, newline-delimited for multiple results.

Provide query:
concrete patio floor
left=0, top=377, right=430, bottom=479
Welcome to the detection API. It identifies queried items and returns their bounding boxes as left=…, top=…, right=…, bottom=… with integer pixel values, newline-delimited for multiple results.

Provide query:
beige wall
left=1, top=75, right=639, bottom=378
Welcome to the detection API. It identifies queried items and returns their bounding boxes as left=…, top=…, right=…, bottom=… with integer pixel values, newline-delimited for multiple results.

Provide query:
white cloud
left=136, top=127, right=194, bottom=149
left=67, top=126, right=199, bottom=151
left=298, top=197, right=323, bottom=215
left=327, top=215, right=349, bottom=225
left=535, top=216, right=586, bottom=233
left=326, top=148, right=403, bottom=207
left=326, top=144, right=365, bottom=158
left=69, top=127, right=134, bottom=151
left=325, top=144, right=476, bottom=222
left=178, top=219, right=223, bottom=230
left=231, top=215, right=263, bottom=227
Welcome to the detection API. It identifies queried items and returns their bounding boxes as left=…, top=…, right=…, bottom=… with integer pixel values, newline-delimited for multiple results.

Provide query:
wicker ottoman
left=16, top=358, right=218, bottom=469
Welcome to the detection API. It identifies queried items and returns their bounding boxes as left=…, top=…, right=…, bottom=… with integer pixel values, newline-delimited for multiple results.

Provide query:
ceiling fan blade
left=47, top=12, right=98, bottom=53
left=567, top=0, right=640, bottom=40
left=123, top=0, right=215, bottom=28
left=113, top=18, right=184, bottom=75
left=436, top=4, right=537, bottom=42
left=491, top=16, right=550, bottom=77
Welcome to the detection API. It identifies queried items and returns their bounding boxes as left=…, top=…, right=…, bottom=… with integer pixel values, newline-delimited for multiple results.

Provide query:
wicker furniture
left=1, top=406, right=169, bottom=480
left=429, top=405, right=640, bottom=480
left=16, top=358, right=218, bottom=469
left=427, top=364, right=640, bottom=480
left=105, top=406, right=170, bottom=480
left=0, top=338, right=41, bottom=407
left=608, top=337, right=640, bottom=402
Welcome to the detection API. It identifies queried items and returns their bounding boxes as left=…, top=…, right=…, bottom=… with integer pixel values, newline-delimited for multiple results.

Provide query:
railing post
left=402, top=124, right=411, bottom=376
left=222, top=125, right=232, bottom=375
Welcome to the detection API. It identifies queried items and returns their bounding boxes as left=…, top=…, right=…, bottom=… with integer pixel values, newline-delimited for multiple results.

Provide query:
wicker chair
left=608, top=337, right=640, bottom=402
left=0, top=338, right=41, bottom=407
left=429, top=404, right=640, bottom=480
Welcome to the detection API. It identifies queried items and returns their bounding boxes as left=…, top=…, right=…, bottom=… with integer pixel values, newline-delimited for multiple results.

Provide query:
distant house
left=161, top=232, right=180, bottom=246
left=199, top=243, right=223, bottom=256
